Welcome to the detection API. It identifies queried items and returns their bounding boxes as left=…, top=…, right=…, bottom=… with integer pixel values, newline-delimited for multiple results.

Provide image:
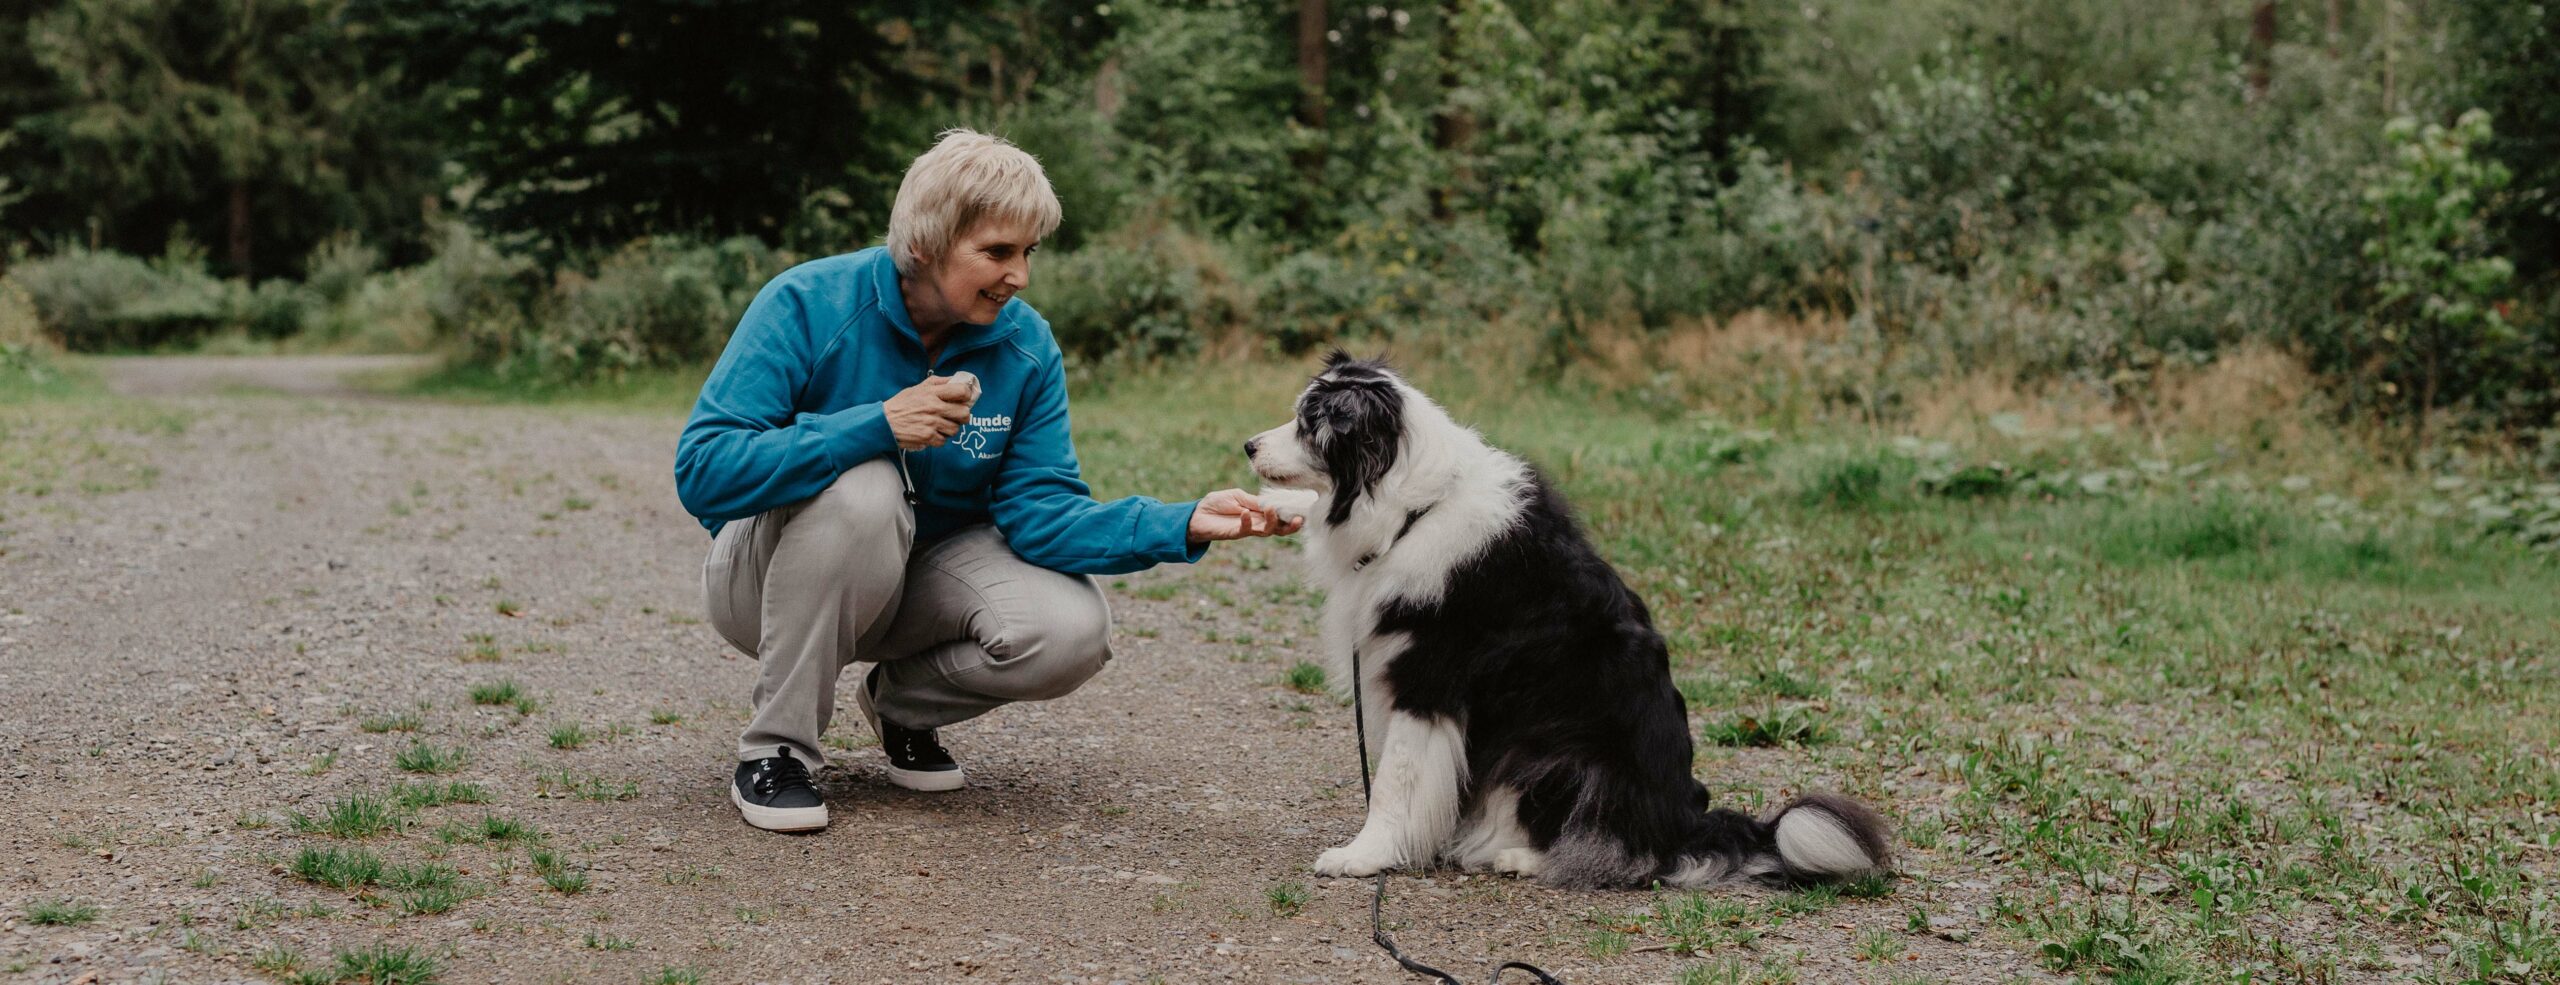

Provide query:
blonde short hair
left=885, top=129, right=1062, bottom=277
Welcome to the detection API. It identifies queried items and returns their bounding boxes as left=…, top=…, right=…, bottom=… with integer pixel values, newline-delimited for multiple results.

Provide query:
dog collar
left=1350, top=506, right=1434, bottom=571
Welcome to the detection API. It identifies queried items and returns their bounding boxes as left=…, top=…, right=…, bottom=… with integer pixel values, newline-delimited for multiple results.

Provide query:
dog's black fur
left=1289, top=353, right=1890, bottom=888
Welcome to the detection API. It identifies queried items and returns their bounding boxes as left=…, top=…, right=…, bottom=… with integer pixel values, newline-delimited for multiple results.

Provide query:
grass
left=359, top=711, right=424, bottom=733
left=330, top=944, right=438, bottom=985
left=391, top=780, right=491, bottom=809
left=1280, top=661, right=1327, bottom=694
left=290, top=845, right=385, bottom=888
left=290, top=793, right=406, bottom=838
left=24, top=899, right=99, bottom=926
left=1265, top=881, right=1308, bottom=917
left=392, top=741, right=470, bottom=774
left=546, top=722, right=588, bottom=750
left=1049, top=357, right=2560, bottom=980
left=465, top=679, right=522, bottom=706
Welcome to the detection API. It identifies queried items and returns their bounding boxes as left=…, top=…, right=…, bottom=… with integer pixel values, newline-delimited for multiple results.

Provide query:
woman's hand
left=885, top=375, right=976, bottom=450
left=1188, top=489, right=1305, bottom=543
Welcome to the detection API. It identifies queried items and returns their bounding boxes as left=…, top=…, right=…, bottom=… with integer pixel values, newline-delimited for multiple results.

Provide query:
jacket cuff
left=1145, top=499, right=1210, bottom=565
left=806, top=402, right=897, bottom=471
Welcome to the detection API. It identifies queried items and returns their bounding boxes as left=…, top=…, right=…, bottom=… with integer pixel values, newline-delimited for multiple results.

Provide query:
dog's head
left=1245, top=351, right=1407, bottom=525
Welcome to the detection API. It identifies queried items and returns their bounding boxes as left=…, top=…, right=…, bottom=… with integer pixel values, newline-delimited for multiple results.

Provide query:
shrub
left=1036, top=223, right=1251, bottom=361
left=420, top=222, right=540, bottom=364
left=531, top=236, right=784, bottom=379
left=8, top=249, right=225, bottom=351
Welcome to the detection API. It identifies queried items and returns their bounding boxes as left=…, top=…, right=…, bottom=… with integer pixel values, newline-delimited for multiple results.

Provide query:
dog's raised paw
left=1491, top=847, right=1545, bottom=878
left=1312, top=844, right=1393, bottom=878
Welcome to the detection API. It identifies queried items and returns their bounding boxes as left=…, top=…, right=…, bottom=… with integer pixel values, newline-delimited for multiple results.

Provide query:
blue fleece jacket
left=674, top=248, right=1205, bottom=575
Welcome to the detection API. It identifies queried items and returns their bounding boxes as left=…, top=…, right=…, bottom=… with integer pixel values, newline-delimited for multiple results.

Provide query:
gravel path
left=0, top=357, right=2053, bottom=984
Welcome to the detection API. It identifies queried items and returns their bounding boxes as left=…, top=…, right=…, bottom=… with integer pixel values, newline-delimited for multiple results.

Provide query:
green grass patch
left=391, top=780, right=492, bottom=809
left=23, top=899, right=99, bottom=926
left=546, top=723, right=588, bottom=750
left=392, top=741, right=469, bottom=774
left=290, top=793, right=406, bottom=838
left=358, top=711, right=424, bottom=733
left=290, top=846, right=385, bottom=889
left=1279, top=661, right=1327, bottom=695
left=328, top=944, right=439, bottom=985
left=466, top=680, right=522, bottom=706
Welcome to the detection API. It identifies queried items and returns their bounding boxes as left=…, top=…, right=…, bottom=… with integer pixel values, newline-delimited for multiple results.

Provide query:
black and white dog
left=1245, top=353, right=1891, bottom=888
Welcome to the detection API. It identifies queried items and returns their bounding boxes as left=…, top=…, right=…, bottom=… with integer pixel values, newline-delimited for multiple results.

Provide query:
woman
left=674, top=129, right=1299, bottom=833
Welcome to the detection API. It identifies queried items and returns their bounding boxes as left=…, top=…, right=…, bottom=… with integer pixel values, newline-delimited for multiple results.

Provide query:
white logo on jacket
left=953, top=414, right=1012, bottom=460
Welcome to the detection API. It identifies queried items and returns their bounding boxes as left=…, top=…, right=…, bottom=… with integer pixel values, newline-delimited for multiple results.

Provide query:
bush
left=0, top=277, right=54, bottom=380
left=1036, top=223, right=1252, bottom=362
left=528, top=237, right=786, bottom=379
left=420, top=223, right=541, bottom=364
left=7, top=249, right=228, bottom=350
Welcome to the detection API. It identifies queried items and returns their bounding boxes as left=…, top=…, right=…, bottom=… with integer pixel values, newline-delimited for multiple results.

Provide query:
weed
left=1265, top=881, right=1308, bottom=917
left=392, top=741, right=470, bottom=774
left=391, top=780, right=491, bottom=809
left=24, top=899, right=99, bottom=926
left=291, top=846, right=385, bottom=889
left=290, top=794, right=406, bottom=838
left=466, top=680, right=522, bottom=706
left=1281, top=661, right=1327, bottom=694
left=329, top=944, right=438, bottom=985
left=547, top=723, right=588, bottom=749
left=1698, top=706, right=1832, bottom=747
left=359, top=712, right=424, bottom=733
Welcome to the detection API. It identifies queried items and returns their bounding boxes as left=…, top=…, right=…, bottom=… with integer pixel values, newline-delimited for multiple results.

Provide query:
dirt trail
left=0, top=357, right=2052, bottom=984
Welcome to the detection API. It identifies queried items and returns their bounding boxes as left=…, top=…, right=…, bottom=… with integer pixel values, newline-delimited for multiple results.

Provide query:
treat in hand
left=948, top=370, right=981, bottom=406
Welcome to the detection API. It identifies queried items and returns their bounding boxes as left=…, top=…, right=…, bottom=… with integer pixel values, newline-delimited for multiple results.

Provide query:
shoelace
left=891, top=728, right=952, bottom=766
left=753, top=755, right=814, bottom=797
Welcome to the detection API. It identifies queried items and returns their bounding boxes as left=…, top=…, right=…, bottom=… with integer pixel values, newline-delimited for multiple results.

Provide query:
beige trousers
left=703, top=458, right=1113, bottom=767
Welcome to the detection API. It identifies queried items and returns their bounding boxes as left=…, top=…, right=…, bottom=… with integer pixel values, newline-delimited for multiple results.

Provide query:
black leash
left=1349, top=647, right=1568, bottom=985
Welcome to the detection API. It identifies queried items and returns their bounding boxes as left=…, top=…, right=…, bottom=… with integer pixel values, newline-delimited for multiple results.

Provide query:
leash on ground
left=1350, top=648, right=1568, bottom=985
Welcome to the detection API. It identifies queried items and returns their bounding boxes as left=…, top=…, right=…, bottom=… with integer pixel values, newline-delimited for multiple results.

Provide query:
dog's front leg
left=1314, top=712, right=1464, bottom=878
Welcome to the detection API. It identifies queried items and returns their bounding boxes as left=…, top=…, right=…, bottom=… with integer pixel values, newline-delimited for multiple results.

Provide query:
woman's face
left=910, top=218, right=1040, bottom=330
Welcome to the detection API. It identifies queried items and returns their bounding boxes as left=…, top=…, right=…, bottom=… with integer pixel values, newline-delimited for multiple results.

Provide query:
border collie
left=1245, top=353, right=1891, bottom=888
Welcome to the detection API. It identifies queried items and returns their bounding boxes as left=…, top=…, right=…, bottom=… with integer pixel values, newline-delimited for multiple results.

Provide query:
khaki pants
left=704, top=458, right=1113, bottom=767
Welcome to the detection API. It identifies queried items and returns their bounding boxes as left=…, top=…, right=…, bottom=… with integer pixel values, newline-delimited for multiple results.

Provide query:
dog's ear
left=1306, top=378, right=1401, bottom=525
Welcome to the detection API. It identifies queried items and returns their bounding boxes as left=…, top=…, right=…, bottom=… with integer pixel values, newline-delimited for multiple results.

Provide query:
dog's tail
left=1665, top=792, right=1892, bottom=887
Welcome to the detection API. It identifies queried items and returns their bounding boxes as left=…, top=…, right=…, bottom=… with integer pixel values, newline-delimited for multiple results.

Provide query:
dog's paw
left=1313, top=843, right=1396, bottom=878
left=1258, top=487, right=1317, bottom=525
left=1491, top=847, right=1546, bottom=878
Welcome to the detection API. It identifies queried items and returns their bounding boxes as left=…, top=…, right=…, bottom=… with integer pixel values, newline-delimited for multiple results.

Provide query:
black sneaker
left=858, top=665, right=965, bottom=792
left=731, top=753, right=827, bottom=832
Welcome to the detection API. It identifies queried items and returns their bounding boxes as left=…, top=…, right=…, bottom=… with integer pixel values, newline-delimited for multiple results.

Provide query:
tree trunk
left=2248, top=1, right=2277, bottom=101
left=1296, top=0, right=1327, bottom=130
left=229, top=180, right=252, bottom=278
left=2325, top=0, right=2341, bottom=56
left=1429, top=1, right=1475, bottom=222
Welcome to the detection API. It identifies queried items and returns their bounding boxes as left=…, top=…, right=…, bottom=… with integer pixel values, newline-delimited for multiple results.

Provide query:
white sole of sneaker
left=731, top=785, right=828, bottom=832
left=883, top=764, right=966, bottom=793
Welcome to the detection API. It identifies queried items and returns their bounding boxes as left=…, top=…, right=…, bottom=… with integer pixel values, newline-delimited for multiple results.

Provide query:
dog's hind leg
left=1451, top=786, right=1542, bottom=878
left=1313, top=712, right=1465, bottom=878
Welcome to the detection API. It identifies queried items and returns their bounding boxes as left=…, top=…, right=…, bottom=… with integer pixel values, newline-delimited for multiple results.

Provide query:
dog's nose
left=1243, top=437, right=1261, bottom=458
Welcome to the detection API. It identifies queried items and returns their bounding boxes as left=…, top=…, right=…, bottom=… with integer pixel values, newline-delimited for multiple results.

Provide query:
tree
left=2360, top=110, right=2516, bottom=453
left=11, top=0, right=438, bottom=278
left=345, top=0, right=985, bottom=257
